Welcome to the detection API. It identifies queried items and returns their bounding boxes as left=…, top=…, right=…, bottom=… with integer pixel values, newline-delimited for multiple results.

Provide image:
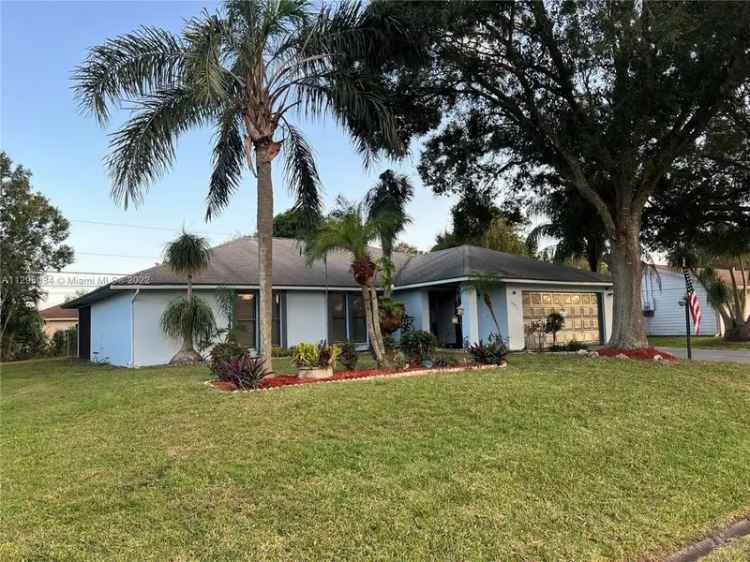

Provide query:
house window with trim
left=327, top=292, right=368, bottom=344
left=348, top=294, right=367, bottom=343
left=235, top=292, right=256, bottom=349
left=328, top=293, right=348, bottom=343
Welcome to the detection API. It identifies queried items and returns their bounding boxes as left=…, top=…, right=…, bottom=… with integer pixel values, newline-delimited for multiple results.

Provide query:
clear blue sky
left=1, top=0, right=454, bottom=279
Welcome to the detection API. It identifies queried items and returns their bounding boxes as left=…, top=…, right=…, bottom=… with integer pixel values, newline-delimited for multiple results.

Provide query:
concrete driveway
left=656, top=346, right=750, bottom=364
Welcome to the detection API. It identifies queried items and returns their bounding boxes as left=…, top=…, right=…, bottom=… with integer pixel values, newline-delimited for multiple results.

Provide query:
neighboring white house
left=64, top=237, right=613, bottom=367
left=640, top=266, right=721, bottom=336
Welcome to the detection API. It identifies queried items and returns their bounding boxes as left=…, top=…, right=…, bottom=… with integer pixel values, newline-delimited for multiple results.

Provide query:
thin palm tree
left=73, top=0, right=401, bottom=371
left=305, top=197, right=398, bottom=366
left=161, top=231, right=214, bottom=364
left=365, top=169, right=414, bottom=298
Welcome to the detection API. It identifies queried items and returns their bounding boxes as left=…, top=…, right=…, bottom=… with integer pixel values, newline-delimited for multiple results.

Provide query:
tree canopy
left=0, top=152, right=74, bottom=359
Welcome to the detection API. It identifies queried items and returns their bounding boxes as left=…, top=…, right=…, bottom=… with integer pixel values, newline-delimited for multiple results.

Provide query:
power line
left=70, top=219, right=238, bottom=238
left=76, top=251, right=161, bottom=260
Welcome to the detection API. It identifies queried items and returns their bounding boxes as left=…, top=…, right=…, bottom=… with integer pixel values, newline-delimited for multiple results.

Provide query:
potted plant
left=379, top=298, right=405, bottom=334
left=294, top=342, right=342, bottom=379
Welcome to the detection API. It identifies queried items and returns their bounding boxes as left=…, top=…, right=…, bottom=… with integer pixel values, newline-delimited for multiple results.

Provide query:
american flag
left=683, top=268, right=702, bottom=335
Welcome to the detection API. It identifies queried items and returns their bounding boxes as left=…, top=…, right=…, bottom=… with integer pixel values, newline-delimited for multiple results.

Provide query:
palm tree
left=73, top=0, right=401, bottom=371
left=161, top=232, right=214, bottom=364
left=365, top=169, right=414, bottom=298
left=305, top=197, right=397, bottom=366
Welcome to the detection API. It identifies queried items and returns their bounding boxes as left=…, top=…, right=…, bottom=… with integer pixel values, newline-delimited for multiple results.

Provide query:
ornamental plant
left=466, top=334, right=508, bottom=365
left=340, top=342, right=358, bottom=371
left=214, top=355, right=268, bottom=390
left=399, top=330, right=437, bottom=363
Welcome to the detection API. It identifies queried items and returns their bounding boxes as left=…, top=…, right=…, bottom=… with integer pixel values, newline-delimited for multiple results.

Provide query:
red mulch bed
left=597, top=346, right=679, bottom=362
left=208, top=365, right=479, bottom=392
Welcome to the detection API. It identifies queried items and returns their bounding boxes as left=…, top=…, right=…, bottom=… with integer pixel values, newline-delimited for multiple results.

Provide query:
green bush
left=272, top=346, right=294, bottom=357
left=566, top=339, right=588, bottom=351
left=340, top=342, right=358, bottom=371
left=293, top=342, right=341, bottom=368
left=50, top=326, right=77, bottom=356
left=433, top=354, right=459, bottom=368
left=209, top=340, right=246, bottom=376
left=399, top=330, right=437, bottom=361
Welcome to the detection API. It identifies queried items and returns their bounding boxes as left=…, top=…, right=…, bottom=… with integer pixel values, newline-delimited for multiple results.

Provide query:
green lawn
left=649, top=335, right=750, bottom=351
left=2, top=356, right=749, bottom=561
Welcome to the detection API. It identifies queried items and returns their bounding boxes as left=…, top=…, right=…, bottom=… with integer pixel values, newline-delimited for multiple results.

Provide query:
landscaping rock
left=615, top=353, right=629, bottom=359
left=576, top=349, right=588, bottom=355
left=589, top=351, right=599, bottom=357
left=653, top=354, right=663, bottom=362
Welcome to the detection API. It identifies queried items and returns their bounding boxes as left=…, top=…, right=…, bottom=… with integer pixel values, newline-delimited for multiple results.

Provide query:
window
left=348, top=294, right=367, bottom=343
left=235, top=292, right=256, bottom=349
left=328, top=293, right=347, bottom=343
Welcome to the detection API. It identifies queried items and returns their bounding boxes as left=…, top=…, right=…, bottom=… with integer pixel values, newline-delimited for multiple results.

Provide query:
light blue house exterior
left=65, top=239, right=613, bottom=366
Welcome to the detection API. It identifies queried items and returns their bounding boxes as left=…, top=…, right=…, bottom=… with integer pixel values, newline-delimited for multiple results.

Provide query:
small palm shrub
left=399, top=330, right=437, bottom=362
left=214, top=355, right=268, bottom=390
left=340, top=342, right=358, bottom=370
left=544, top=312, right=565, bottom=346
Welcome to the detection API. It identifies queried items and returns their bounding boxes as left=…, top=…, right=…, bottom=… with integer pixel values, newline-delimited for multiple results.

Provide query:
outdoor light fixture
left=456, top=305, right=464, bottom=316
left=239, top=294, right=253, bottom=301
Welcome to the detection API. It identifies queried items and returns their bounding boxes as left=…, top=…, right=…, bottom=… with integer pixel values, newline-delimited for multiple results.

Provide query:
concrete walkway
left=657, top=346, right=750, bottom=364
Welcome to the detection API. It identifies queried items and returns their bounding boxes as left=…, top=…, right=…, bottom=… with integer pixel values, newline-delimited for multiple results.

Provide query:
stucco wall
left=133, top=290, right=229, bottom=367
left=641, top=270, right=720, bottom=336
left=393, top=289, right=430, bottom=332
left=90, top=292, right=133, bottom=366
left=477, top=287, right=509, bottom=346
left=286, top=291, right=327, bottom=346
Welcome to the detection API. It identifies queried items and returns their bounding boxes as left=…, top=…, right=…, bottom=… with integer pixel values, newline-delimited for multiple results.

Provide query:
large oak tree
left=350, top=0, right=750, bottom=347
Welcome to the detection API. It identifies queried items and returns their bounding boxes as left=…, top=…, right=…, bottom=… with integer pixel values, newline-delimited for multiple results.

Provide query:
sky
left=1, top=0, right=456, bottom=305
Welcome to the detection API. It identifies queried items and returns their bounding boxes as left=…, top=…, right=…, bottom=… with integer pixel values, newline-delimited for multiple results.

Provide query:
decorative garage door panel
left=522, top=291, right=601, bottom=347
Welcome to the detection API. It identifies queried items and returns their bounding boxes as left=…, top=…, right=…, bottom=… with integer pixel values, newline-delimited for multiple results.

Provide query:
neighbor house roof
left=393, top=245, right=610, bottom=288
left=40, top=304, right=78, bottom=321
left=63, top=238, right=610, bottom=308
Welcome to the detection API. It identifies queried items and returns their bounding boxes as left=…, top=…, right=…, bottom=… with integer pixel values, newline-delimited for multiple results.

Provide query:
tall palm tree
left=161, top=232, right=214, bottom=364
left=305, top=197, right=398, bottom=366
left=365, top=169, right=414, bottom=298
left=73, top=0, right=401, bottom=371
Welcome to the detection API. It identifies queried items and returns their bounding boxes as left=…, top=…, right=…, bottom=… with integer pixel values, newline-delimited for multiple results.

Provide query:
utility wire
left=70, top=219, right=238, bottom=238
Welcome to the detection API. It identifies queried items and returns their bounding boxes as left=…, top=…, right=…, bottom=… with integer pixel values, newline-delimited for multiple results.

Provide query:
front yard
left=1, top=355, right=749, bottom=561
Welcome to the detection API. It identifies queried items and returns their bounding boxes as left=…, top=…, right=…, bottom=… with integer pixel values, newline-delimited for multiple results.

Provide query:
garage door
left=522, top=291, right=601, bottom=348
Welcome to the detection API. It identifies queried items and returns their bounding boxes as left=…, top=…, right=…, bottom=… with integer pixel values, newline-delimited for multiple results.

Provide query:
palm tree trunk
left=362, top=284, right=385, bottom=365
left=257, top=156, right=274, bottom=372
left=369, top=285, right=388, bottom=360
left=382, top=239, right=393, bottom=299
left=484, top=293, right=503, bottom=339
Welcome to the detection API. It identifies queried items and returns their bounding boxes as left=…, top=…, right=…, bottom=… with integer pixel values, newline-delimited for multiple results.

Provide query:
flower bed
left=597, top=346, right=679, bottom=362
left=207, top=363, right=503, bottom=392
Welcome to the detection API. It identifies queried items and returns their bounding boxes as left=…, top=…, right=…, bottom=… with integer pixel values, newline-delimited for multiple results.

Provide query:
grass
left=649, top=336, right=750, bottom=351
left=1, top=355, right=749, bottom=561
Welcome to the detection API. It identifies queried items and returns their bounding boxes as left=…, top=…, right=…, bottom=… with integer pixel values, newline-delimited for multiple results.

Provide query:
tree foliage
left=0, top=152, right=74, bottom=359
left=345, top=0, right=750, bottom=347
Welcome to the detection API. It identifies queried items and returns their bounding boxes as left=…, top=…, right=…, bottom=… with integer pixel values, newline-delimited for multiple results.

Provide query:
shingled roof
left=394, top=245, right=610, bottom=286
left=63, top=238, right=609, bottom=308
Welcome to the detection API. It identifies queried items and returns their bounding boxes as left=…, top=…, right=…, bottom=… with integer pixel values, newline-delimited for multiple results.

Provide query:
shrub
left=214, top=355, right=268, bottom=390
left=294, top=342, right=341, bottom=368
left=466, top=335, right=508, bottom=365
left=399, top=330, right=438, bottom=361
left=544, top=312, right=565, bottom=346
left=209, top=340, right=245, bottom=376
left=272, top=346, right=294, bottom=357
left=566, top=339, right=588, bottom=352
left=340, top=342, right=358, bottom=371
left=433, top=354, right=459, bottom=368
left=50, top=326, right=77, bottom=356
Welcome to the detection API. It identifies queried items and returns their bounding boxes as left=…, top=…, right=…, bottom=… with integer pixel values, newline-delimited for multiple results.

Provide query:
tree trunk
left=256, top=157, right=274, bottom=372
left=187, top=273, right=193, bottom=303
left=484, top=293, right=503, bottom=340
left=362, top=283, right=386, bottom=366
left=607, top=222, right=648, bottom=348
left=382, top=238, right=393, bottom=299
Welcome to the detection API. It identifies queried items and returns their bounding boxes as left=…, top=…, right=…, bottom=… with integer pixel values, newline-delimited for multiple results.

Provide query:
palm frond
left=73, top=26, right=184, bottom=125
left=205, top=106, right=245, bottom=221
left=160, top=296, right=216, bottom=342
left=106, top=87, right=210, bottom=208
left=183, top=12, right=232, bottom=104
left=282, top=123, right=322, bottom=232
left=526, top=223, right=557, bottom=249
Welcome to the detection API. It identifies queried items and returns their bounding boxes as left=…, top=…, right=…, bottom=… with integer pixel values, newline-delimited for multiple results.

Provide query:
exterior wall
left=286, top=291, right=327, bottom=347
left=641, top=270, right=720, bottom=336
left=42, top=318, right=77, bottom=337
left=133, top=290, right=229, bottom=367
left=477, top=286, right=509, bottom=345
left=90, top=292, right=133, bottom=366
left=393, top=289, right=430, bottom=332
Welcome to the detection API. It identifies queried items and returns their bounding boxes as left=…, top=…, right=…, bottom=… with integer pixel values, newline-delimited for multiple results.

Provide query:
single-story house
left=63, top=237, right=613, bottom=367
left=39, top=304, right=78, bottom=337
left=640, top=266, right=749, bottom=336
